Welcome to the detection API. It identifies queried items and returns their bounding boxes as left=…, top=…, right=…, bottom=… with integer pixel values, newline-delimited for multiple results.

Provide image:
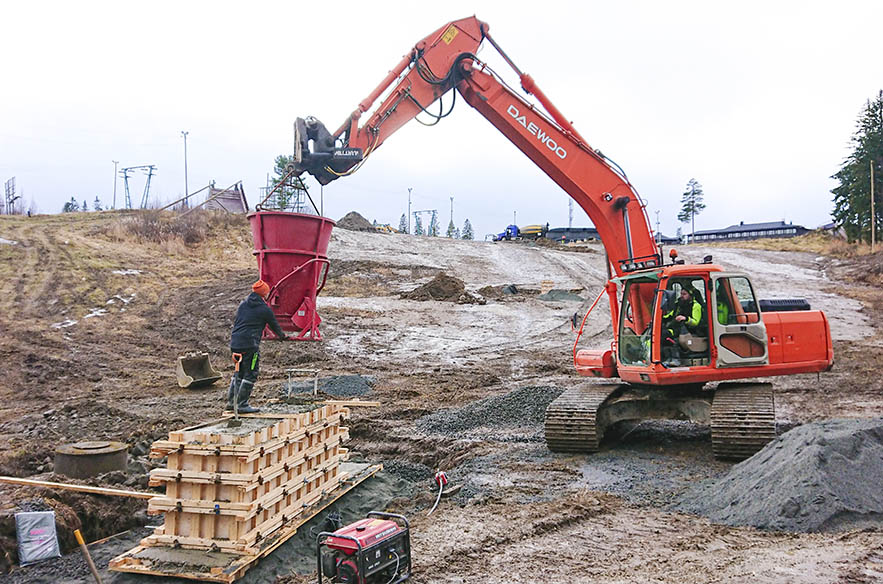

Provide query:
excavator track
left=710, top=383, right=776, bottom=460
left=544, top=383, right=623, bottom=453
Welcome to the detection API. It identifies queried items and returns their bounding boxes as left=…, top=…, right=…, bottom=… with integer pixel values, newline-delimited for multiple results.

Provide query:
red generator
left=317, top=512, right=411, bottom=584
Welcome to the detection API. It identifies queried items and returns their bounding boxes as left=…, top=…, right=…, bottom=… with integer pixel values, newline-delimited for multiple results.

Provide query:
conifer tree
left=677, top=178, right=705, bottom=243
left=461, top=219, right=474, bottom=240
left=832, top=91, right=883, bottom=243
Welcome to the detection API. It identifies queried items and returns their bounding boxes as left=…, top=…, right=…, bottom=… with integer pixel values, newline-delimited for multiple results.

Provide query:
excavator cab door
left=710, top=274, right=769, bottom=368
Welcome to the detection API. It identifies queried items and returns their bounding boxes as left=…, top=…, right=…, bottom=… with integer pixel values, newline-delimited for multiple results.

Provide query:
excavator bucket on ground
left=176, top=351, right=222, bottom=388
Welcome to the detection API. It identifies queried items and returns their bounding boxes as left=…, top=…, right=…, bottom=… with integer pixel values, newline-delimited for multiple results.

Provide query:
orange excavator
left=289, top=17, right=833, bottom=459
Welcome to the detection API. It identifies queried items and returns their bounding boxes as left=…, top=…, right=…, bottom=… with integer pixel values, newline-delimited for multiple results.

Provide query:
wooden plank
left=0, top=476, right=155, bottom=499
left=323, top=400, right=380, bottom=407
left=108, top=463, right=382, bottom=583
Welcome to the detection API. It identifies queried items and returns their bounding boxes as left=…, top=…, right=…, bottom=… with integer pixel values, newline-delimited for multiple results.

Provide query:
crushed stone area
left=416, top=385, right=564, bottom=440
left=672, top=418, right=883, bottom=532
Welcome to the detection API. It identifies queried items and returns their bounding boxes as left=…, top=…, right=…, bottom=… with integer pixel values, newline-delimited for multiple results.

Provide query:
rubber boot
left=225, top=377, right=240, bottom=411
left=236, top=379, right=261, bottom=414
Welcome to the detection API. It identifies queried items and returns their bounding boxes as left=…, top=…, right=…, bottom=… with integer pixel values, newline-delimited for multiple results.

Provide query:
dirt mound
left=401, top=273, right=484, bottom=304
left=336, top=211, right=375, bottom=232
left=673, top=418, right=883, bottom=532
left=417, top=386, right=564, bottom=438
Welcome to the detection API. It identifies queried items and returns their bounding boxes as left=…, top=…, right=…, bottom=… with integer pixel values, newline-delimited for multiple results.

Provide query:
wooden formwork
left=140, top=405, right=350, bottom=555
left=109, top=462, right=382, bottom=583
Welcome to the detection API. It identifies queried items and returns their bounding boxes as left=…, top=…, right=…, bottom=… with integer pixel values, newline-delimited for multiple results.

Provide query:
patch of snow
left=51, top=319, right=78, bottom=329
left=108, top=294, right=136, bottom=305
left=84, top=308, right=108, bottom=319
left=0, top=237, right=17, bottom=245
left=112, top=269, right=142, bottom=275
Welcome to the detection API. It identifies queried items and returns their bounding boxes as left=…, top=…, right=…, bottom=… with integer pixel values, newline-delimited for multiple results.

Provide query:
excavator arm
left=292, top=16, right=660, bottom=276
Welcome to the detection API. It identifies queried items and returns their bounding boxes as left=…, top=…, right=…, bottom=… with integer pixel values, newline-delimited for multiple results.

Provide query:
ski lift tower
left=120, top=165, right=157, bottom=209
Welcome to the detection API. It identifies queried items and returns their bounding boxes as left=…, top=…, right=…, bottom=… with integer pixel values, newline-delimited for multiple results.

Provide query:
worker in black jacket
left=227, top=280, right=287, bottom=413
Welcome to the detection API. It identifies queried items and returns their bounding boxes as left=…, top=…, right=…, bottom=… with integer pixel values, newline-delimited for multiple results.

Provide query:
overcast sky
left=1, top=1, right=880, bottom=240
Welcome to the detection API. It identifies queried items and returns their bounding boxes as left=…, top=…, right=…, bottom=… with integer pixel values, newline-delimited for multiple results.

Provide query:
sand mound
left=673, top=418, right=883, bottom=532
left=336, top=211, right=375, bottom=232
left=401, top=273, right=484, bottom=304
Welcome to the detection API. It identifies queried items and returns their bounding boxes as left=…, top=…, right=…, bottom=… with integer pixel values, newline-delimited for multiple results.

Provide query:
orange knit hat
left=252, top=280, right=270, bottom=297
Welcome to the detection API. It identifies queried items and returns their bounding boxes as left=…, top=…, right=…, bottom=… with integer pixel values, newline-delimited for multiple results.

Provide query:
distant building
left=692, top=220, right=808, bottom=242
left=543, top=226, right=679, bottom=245
left=819, top=221, right=846, bottom=238
left=655, top=233, right=681, bottom=245
left=204, top=182, right=249, bottom=213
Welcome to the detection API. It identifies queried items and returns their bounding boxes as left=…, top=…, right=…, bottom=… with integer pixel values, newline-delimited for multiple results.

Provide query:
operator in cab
left=661, top=286, right=705, bottom=358
left=674, top=288, right=703, bottom=332
left=227, top=280, right=287, bottom=414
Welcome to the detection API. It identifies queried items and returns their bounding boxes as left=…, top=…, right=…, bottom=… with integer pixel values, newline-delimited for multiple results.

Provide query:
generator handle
left=366, top=512, right=412, bottom=580
left=316, top=531, right=364, bottom=584
left=367, top=511, right=410, bottom=530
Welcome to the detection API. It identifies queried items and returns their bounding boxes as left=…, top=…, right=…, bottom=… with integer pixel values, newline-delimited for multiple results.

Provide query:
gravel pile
left=672, top=418, right=883, bottom=532
left=336, top=211, right=375, bottom=231
left=417, top=386, right=564, bottom=437
left=282, top=374, right=375, bottom=397
left=382, top=460, right=434, bottom=485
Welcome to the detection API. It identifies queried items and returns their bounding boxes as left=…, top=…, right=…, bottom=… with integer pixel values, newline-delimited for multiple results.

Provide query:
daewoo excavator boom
left=289, top=17, right=833, bottom=459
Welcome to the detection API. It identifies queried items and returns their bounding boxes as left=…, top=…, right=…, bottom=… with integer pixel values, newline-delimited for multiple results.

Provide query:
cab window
left=715, top=277, right=761, bottom=325
left=618, top=279, right=657, bottom=366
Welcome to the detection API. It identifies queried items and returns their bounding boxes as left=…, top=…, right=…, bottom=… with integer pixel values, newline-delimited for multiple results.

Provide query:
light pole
left=112, top=160, right=119, bottom=209
left=407, top=187, right=412, bottom=234
left=181, top=131, right=189, bottom=208
left=655, top=209, right=661, bottom=244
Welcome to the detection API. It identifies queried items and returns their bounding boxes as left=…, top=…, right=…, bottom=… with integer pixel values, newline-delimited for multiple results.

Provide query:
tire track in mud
left=0, top=220, right=54, bottom=317
left=409, top=498, right=883, bottom=584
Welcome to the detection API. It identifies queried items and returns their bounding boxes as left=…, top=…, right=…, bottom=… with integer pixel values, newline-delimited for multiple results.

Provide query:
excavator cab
left=615, top=268, right=773, bottom=377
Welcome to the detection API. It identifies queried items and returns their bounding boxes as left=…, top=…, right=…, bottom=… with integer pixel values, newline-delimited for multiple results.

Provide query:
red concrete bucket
left=247, top=211, right=335, bottom=341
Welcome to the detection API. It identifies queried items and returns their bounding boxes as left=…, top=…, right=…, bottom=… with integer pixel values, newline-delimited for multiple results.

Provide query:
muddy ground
left=0, top=211, right=881, bottom=583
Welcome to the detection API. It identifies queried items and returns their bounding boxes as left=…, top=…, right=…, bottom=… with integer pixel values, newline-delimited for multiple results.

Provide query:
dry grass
left=707, top=231, right=876, bottom=259
left=101, top=209, right=247, bottom=246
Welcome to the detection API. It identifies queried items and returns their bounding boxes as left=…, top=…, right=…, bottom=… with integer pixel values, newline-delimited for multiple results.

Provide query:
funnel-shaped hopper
left=247, top=211, right=335, bottom=341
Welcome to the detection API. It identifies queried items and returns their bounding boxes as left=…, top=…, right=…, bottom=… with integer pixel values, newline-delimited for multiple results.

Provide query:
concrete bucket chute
left=247, top=211, right=334, bottom=341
